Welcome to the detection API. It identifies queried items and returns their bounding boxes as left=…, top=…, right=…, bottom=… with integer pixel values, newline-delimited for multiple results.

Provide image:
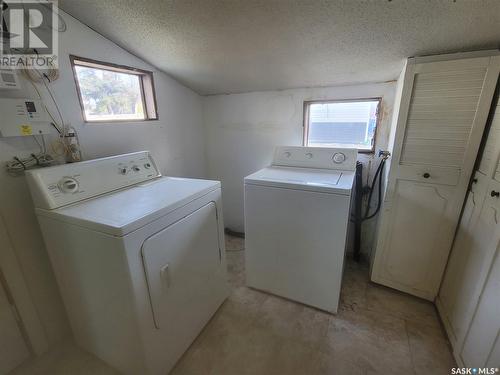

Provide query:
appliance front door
left=245, top=184, right=351, bottom=312
left=141, top=202, right=227, bottom=360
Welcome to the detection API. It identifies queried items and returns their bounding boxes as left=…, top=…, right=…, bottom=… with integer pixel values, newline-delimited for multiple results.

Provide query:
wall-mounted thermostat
left=0, top=99, right=52, bottom=137
left=0, top=70, right=21, bottom=90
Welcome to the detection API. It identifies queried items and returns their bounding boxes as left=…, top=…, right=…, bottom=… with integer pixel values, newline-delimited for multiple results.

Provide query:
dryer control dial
left=332, top=152, right=346, bottom=164
left=58, top=177, right=79, bottom=194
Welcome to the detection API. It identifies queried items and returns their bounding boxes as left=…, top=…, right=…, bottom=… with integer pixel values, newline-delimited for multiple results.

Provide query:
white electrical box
left=0, top=99, right=53, bottom=137
left=0, top=70, right=21, bottom=90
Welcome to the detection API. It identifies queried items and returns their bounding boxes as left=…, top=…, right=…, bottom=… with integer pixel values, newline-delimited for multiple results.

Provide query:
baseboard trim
left=435, top=296, right=465, bottom=367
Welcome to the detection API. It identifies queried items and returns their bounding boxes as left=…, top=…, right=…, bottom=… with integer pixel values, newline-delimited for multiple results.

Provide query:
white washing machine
left=244, top=146, right=357, bottom=313
left=25, top=151, right=229, bottom=375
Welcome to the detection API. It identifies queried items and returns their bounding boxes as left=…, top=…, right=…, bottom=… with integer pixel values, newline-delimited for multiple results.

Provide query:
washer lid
left=245, top=166, right=354, bottom=195
left=35, top=177, right=220, bottom=236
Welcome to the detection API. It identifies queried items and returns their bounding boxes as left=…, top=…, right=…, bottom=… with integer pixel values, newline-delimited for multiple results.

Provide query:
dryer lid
left=35, top=177, right=221, bottom=236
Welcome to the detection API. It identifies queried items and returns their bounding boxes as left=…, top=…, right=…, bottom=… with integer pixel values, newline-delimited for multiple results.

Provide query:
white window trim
left=70, top=55, right=159, bottom=123
left=303, top=98, right=382, bottom=154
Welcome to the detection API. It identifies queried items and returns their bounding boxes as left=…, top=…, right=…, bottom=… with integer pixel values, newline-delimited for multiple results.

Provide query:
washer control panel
left=273, top=146, right=357, bottom=171
left=25, top=151, right=161, bottom=210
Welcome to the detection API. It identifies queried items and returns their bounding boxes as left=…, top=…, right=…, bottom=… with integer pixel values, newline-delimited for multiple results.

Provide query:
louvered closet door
left=371, top=54, right=500, bottom=300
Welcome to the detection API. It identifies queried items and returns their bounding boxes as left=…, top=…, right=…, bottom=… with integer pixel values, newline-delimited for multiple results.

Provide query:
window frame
left=303, top=97, right=382, bottom=154
left=70, top=55, right=159, bottom=123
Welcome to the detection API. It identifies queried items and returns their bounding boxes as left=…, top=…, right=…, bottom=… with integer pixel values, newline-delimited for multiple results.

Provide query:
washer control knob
left=332, top=152, right=346, bottom=164
left=144, top=163, right=151, bottom=169
left=284, top=151, right=292, bottom=158
left=58, top=177, right=79, bottom=194
left=305, top=152, right=313, bottom=159
left=132, top=165, right=140, bottom=172
left=119, top=167, right=128, bottom=175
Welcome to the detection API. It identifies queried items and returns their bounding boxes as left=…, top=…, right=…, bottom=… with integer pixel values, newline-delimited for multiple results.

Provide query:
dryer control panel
left=273, top=146, right=357, bottom=171
left=25, top=151, right=161, bottom=210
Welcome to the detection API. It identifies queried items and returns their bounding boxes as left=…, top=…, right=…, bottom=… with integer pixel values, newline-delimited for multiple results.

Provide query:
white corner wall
left=204, top=82, right=397, bottom=255
left=0, top=11, right=206, bottom=349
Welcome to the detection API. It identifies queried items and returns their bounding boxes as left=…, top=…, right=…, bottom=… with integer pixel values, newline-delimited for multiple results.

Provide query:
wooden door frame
left=0, top=214, right=48, bottom=356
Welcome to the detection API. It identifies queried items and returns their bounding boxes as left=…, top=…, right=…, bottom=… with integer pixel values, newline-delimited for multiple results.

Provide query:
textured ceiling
left=59, top=0, right=500, bottom=95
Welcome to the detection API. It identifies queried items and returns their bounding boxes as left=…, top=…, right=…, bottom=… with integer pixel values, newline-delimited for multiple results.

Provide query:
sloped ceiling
left=59, top=0, right=500, bottom=95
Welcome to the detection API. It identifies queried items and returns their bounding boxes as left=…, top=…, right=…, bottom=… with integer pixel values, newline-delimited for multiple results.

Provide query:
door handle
left=491, top=191, right=500, bottom=198
left=472, top=178, right=478, bottom=184
left=422, top=173, right=430, bottom=179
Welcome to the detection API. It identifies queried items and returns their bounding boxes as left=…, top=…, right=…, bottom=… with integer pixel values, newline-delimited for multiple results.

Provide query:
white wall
left=204, top=82, right=396, bottom=255
left=0, top=11, right=206, bottom=349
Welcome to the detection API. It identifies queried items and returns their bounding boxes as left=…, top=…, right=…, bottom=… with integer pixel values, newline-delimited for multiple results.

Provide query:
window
left=70, top=56, right=158, bottom=122
left=304, top=99, right=381, bottom=153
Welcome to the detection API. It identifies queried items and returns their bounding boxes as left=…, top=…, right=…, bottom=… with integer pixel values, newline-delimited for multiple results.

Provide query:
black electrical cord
left=362, top=158, right=386, bottom=221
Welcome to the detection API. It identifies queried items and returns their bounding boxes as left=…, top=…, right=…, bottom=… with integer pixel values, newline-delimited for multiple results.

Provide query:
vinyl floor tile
left=15, top=235, right=455, bottom=375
